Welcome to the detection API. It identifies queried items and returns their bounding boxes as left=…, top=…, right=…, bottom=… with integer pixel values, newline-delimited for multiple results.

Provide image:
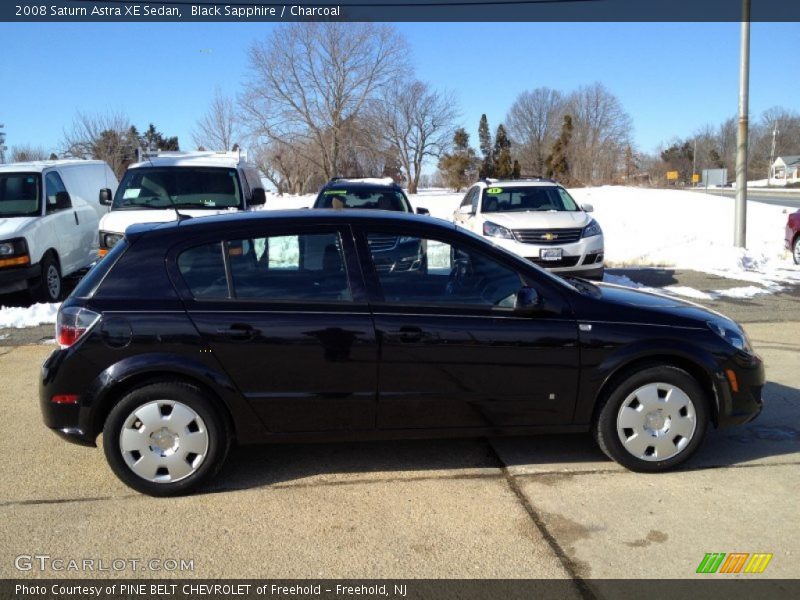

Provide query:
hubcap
left=119, top=400, right=209, bottom=483
left=616, top=382, right=697, bottom=462
left=46, top=265, right=60, bottom=300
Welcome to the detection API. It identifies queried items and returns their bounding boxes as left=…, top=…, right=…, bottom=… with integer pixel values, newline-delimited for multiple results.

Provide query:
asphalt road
left=696, top=188, right=800, bottom=210
left=0, top=321, right=798, bottom=587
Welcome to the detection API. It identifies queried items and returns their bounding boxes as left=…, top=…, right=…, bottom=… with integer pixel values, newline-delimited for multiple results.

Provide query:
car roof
left=126, top=209, right=453, bottom=241
left=474, top=179, right=561, bottom=188
left=0, top=160, right=108, bottom=173
left=320, top=178, right=403, bottom=191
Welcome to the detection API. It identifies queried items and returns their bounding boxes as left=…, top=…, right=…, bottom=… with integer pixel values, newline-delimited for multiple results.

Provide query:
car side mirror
left=416, top=206, right=430, bottom=215
left=250, top=188, right=267, bottom=206
left=515, top=286, right=541, bottom=313
left=457, top=205, right=474, bottom=216
left=99, top=188, right=113, bottom=206
left=582, top=203, right=594, bottom=213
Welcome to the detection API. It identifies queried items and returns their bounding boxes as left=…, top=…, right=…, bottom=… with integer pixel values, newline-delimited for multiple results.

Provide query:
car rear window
left=71, top=239, right=129, bottom=298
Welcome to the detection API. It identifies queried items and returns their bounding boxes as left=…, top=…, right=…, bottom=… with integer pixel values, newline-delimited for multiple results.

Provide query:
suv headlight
left=483, top=221, right=514, bottom=239
left=708, top=321, right=753, bottom=353
left=101, top=232, right=123, bottom=249
left=582, top=219, right=602, bottom=238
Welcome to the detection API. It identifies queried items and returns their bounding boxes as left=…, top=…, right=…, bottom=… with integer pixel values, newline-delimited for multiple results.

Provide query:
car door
left=355, top=223, right=579, bottom=430
left=43, top=170, right=81, bottom=274
left=171, top=223, right=379, bottom=433
left=453, top=186, right=479, bottom=230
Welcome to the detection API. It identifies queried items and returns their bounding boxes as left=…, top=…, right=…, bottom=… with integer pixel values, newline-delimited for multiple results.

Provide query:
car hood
left=481, top=210, right=591, bottom=229
left=100, top=208, right=239, bottom=234
left=0, top=216, right=38, bottom=238
left=578, top=281, right=731, bottom=328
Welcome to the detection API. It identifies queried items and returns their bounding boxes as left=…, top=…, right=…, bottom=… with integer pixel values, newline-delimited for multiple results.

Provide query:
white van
left=98, top=150, right=266, bottom=256
left=0, top=160, right=117, bottom=302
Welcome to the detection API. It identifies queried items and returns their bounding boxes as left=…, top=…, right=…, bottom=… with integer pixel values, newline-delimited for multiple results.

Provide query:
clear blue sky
left=1, top=21, right=798, bottom=158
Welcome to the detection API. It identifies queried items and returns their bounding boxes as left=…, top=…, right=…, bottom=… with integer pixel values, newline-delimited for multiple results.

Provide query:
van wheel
left=594, top=365, right=709, bottom=472
left=103, top=382, right=230, bottom=496
left=30, top=254, right=62, bottom=303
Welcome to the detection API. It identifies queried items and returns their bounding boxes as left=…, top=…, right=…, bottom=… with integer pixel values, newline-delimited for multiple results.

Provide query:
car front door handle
left=216, top=324, right=258, bottom=340
left=397, top=326, right=424, bottom=343
left=74, top=211, right=79, bottom=225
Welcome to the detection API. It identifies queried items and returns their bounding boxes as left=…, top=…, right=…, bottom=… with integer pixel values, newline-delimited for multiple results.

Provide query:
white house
left=769, top=155, right=800, bottom=186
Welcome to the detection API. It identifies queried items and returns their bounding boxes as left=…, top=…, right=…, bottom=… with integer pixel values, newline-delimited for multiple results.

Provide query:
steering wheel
left=445, top=258, right=473, bottom=296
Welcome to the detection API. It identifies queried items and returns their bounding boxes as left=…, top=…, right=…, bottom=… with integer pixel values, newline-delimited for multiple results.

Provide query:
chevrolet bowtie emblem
left=542, top=233, right=557, bottom=240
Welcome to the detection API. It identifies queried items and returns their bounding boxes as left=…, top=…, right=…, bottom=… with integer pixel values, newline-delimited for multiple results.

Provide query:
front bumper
left=489, top=235, right=604, bottom=274
left=0, top=263, right=40, bottom=294
left=714, top=352, right=765, bottom=428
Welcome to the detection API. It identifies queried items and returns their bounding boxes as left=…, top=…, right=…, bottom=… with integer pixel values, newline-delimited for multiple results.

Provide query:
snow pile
left=0, top=302, right=60, bottom=328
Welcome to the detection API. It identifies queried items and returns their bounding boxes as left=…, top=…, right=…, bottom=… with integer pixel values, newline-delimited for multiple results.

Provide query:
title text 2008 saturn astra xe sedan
left=40, top=210, right=764, bottom=495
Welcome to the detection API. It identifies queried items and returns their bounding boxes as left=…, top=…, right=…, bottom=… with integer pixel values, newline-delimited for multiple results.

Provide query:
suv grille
left=513, top=228, right=583, bottom=245
left=367, top=235, right=398, bottom=252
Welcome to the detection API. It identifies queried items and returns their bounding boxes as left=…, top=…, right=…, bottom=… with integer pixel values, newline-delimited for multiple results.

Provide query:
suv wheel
left=30, top=253, right=62, bottom=303
left=103, top=382, right=230, bottom=496
left=793, top=236, right=800, bottom=265
left=594, top=365, right=709, bottom=472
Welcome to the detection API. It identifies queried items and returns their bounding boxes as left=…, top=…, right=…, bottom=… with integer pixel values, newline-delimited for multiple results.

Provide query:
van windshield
left=0, top=173, right=41, bottom=217
left=113, top=167, right=243, bottom=210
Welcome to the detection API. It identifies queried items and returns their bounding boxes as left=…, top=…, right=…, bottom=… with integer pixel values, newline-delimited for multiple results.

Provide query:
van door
left=43, top=171, right=81, bottom=274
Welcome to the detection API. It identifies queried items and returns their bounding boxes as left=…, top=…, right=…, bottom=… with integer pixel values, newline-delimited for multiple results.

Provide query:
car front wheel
left=793, top=236, right=800, bottom=265
left=103, top=382, right=230, bottom=496
left=594, top=365, right=709, bottom=472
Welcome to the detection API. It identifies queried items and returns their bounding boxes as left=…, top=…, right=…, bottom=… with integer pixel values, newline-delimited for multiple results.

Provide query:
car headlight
left=582, top=219, right=602, bottom=238
left=101, top=232, right=123, bottom=249
left=708, top=321, right=753, bottom=353
left=483, top=221, right=514, bottom=239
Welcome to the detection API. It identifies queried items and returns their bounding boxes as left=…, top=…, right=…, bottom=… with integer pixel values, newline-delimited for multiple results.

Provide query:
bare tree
left=62, top=111, right=136, bottom=178
left=370, top=80, right=457, bottom=194
left=193, top=88, right=240, bottom=151
left=241, top=22, right=409, bottom=179
left=567, top=83, right=632, bottom=184
left=506, top=87, right=565, bottom=175
left=10, top=145, right=47, bottom=162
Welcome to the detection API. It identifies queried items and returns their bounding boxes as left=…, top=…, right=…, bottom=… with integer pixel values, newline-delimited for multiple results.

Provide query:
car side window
left=45, top=172, right=69, bottom=210
left=365, top=231, right=522, bottom=308
left=178, top=231, right=352, bottom=302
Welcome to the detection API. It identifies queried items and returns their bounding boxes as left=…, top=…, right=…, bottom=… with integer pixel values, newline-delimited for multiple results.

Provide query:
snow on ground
left=0, top=302, right=60, bottom=328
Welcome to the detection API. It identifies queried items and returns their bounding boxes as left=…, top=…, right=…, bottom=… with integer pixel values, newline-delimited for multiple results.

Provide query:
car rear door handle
left=74, top=211, right=79, bottom=225
left=397, top=326, right=424, bottom=343
left=216, top=324, right=257, bottom=340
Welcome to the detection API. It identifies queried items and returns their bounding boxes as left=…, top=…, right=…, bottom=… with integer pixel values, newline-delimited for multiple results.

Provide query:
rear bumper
left=39, top=348, right=98, bottom=447
left=0, top=263, right=40, bottom=294
left=714, top=352, right=765, bottom=428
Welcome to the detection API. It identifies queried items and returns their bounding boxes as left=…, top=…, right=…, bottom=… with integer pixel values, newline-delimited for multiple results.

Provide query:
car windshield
left=314, top=187, right=412, bottom=212
left=0, top=173, right=41, bottom=217
left=481, top=186, right=580, bottom=213
left=113, top=167, right=243, bottom=210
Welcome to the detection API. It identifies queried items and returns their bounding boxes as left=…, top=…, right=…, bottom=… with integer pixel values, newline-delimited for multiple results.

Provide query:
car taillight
left=56, top=307, right=101, bottom=349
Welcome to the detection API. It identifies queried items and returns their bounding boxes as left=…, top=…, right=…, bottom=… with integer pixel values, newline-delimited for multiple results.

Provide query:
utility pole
left=768, top=121, right=778, bottom=182
left=692, top=138, right=697, bottom=186
left=734, top=0, right=750, bottom=248
left=0, top=124, right=6, bottom=164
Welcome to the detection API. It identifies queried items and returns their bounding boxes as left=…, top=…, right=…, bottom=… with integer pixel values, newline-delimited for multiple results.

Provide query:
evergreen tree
left=545, top=114, right=573, bottom=183
left=494, top=124, right=513, bottom=178
left=512, top=160, right=521, bottom=179
left=140, top=124, right=179, bottom=151
left=478, top=114, right=494, bottom=178
left=438, top=127, right=478, bottom=192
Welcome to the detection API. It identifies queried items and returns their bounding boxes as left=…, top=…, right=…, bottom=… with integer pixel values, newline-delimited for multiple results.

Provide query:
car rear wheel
left=103, top=382, right=230, bottom=496
left=793, top=236, right=800, bottom=265
left=594, top=365, right=709, bottom=472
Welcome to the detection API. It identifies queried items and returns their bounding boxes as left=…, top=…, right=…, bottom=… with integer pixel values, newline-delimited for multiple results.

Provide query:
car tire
left=30, top=253, right=62, bottom=303
left=103, top=382, right=230, bottom=496
left=793, top=236, right=800, bottom=265
left=594, top=365, right=709, bottom=472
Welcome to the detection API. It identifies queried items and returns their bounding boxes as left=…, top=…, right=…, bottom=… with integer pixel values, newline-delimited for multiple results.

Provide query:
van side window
left=45, top=172, right=70, bottom=210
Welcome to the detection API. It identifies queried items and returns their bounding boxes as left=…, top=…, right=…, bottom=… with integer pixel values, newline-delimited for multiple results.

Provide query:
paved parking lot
left=1, top=317, right=798, bottom=587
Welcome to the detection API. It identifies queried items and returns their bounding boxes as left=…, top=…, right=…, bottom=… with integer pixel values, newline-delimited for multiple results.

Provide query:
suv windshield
left=113, top=167, right=243, bottom=210
left=0, top=173, right=41, bottom=217
left=481, top=186, right=579, bottom=213
left=314, top=187, right=412, bottom=212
